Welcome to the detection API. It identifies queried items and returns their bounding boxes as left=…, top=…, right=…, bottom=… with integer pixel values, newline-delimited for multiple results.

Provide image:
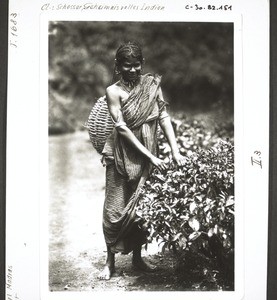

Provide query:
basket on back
left=87, top=96, right=114, bottom=154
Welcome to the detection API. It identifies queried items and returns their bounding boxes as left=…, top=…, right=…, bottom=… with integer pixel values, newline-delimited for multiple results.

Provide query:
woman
left=98, top=42, right=186, bottom=280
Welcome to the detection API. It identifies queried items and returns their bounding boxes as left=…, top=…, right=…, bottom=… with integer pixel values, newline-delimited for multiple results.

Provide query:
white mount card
left=6, top=1, right=269, bottom=300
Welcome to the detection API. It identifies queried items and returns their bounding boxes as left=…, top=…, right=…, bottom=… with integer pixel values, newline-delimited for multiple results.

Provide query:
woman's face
left=118, top=56, right=142, bottom=83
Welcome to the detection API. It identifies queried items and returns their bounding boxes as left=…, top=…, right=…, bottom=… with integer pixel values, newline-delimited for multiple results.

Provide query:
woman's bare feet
left=98, top=265, right=115, bottom=280
left=98, top=246, right=115, bottom=280
left=132, top=244, right=156, bottom=272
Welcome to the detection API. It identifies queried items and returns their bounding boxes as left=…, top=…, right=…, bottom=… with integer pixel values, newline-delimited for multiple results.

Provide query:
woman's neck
left=120, top=76, right=141, bottom=92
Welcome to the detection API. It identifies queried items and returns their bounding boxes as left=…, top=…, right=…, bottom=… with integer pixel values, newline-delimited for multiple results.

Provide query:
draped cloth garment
left=102, top=74, right=168, bottom=253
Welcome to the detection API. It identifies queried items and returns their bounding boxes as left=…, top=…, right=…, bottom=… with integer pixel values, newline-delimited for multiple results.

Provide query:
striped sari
left=102, top=74, right=168, bottom=253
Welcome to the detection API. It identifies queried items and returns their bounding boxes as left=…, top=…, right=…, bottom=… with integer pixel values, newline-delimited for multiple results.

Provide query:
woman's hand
left=149, top=155, right=168, bottom=171
left=172, top=152, right=187, bottom=167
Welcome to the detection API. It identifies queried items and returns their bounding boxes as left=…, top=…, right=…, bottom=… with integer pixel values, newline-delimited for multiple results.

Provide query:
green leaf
left=208, top=228, right=214, bottom=237
left=189, top=202, right=197, bottom=213
left=155, top=174, right=166, bottom=182
left=188, top=217, right=200, bottom=231
left=226, top=196, right=235, bottom=207
left=188, top=231, right=201, bottom=241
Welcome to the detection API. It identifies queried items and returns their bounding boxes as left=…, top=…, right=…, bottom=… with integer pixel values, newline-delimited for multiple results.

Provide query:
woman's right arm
left=106, top=86, right=167, bottom=171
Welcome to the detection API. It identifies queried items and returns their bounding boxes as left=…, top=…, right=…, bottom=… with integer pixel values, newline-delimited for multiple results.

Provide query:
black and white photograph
left=5, top=1, right=270, bottom=300
left=47, top=21, right=235, bottom=292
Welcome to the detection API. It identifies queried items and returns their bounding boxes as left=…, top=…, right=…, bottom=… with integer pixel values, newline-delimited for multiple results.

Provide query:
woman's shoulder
left=106, top=81, right=120, bottom=91
left=106, top=81, right=121, bottom=98
left=106, top=82, right=122, bottom=103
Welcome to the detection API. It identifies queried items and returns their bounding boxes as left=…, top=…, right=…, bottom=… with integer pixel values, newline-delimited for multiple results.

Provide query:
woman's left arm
left=159, top=116, right=186, bottom=166
left=158, top=88, right=186, bottom=166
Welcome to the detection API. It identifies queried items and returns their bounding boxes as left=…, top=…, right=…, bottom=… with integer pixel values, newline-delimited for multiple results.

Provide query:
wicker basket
left=87, top=96, right=114, bottom=154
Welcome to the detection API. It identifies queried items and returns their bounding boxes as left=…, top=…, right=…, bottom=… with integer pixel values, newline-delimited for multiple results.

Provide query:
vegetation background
left=48, top=21, right=233, bottom=133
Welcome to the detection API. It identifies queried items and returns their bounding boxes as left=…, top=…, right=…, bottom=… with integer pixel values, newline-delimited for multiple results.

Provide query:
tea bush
left=159, top=117, right=234, bottom=160
left=136, top=118, right=234, bottom=283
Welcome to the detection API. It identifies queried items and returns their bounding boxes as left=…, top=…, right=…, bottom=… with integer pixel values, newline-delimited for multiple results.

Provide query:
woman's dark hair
left=110, top=41, right=144, bottom=84
left=115, top=41, right=144, bottom=65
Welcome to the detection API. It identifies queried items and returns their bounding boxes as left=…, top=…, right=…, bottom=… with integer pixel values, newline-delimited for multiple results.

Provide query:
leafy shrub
left=159, top=118, right=233, bottom=160
left=136, top=119, right=234, bottom=283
